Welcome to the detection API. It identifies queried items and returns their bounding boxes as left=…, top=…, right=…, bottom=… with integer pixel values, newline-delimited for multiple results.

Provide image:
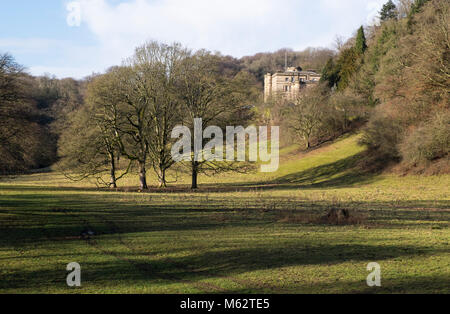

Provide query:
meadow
left=0, top=134, right=448, bottom=294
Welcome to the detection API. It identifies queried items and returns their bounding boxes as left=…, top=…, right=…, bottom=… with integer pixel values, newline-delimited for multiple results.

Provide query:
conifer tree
left=320, top=58, right=339, bottom=88
left=380, top=0, right=397, bottom=21
left=355, top=26, right=368, bottom=55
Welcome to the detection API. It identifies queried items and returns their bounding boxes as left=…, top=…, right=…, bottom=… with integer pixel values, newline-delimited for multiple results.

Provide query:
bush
left=400, top=111, right=450, bottom=165
left=360, top=108, right=403, bottom=161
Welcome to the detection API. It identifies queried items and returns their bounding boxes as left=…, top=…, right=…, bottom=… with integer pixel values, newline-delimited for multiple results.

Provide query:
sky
left=0, top=0, right=387, bottom=79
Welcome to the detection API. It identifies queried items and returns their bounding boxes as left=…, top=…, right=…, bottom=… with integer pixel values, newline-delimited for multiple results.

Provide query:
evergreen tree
left=407, top=0, right=430, bottom=29
left=335, top=48, right=358, bottom=91
left=410, top=0, right=429, bottom=15
left=355, top=26, right=368, bottom=55
left=380, top=0, right=397, bottom=21
left=320, top=58, right=339, bottom=88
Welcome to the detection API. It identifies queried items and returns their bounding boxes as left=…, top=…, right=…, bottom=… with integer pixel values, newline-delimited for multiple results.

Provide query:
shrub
left=400, top=111, right=450, bottom=165
left=360, top=108, right=403, bottom=161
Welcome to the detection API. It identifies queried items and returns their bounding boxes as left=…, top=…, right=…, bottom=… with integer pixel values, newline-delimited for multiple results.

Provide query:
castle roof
left=272, top=70, right=320, bottom=76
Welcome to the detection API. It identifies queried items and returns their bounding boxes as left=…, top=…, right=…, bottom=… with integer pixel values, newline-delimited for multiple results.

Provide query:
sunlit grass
left=0, top=134, right=448, bottom=293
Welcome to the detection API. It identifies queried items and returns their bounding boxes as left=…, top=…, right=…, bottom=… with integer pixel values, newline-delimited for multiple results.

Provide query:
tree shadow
left=271, top=153, right=376, bottom=188
left=0, top=191, right=448, bottom=245
left=195, top=153, right=379, bottom=193
left=0, top=151, right=376, bottom=194
left=1, top=242, right=448, bottom=293
left=1, top=188, right=448, bottom=293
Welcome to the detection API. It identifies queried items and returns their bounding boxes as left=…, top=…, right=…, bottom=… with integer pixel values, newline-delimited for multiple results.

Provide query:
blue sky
left=0, top=0, right=387, bottom=78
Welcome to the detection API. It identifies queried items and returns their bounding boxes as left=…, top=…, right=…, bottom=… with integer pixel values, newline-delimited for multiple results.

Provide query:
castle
left=264, top=67, right=321, bottom=102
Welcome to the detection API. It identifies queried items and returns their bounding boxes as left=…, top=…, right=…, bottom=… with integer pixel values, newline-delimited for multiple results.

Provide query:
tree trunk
left=342, top=110, right=348, bottom=131
left=191, top=162, right=199, bottom=189
left=139, top=162, right=148, bottom=190
left=305, top=136, right=311, bottom=150
left=158, top=167, right=167, bottom=188
left=109, top=152, right=117, bottom=189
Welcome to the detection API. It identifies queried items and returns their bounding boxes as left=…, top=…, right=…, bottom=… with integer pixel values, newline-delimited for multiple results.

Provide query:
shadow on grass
left=0, top=189, right=448, bottom=293
left=272, top=153, right=375, bottom=187
left=0, top=152, right=376, bottom=194
left=183, top=153, right=380, bottom=193
left=0, top=191, right=448, bottom=242
left=1, top=242, right=448, bottom=293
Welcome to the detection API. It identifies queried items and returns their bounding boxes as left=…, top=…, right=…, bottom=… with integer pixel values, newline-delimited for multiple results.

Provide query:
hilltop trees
left=241, top=48, right=335, bottom=82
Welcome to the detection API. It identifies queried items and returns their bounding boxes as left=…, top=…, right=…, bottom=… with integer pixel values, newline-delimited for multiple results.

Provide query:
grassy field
left=0, top=134, right=449, bottom=294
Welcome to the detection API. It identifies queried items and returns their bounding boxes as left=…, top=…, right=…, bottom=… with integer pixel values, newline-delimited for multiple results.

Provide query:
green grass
left=0, top=134, right=449, bottom=294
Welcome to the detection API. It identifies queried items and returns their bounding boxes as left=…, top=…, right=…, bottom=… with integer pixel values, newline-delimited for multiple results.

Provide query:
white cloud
left=74, top=0, right=285, bottom=60
left=6, top=0, right=389, bottom=79
left=72, top=0, right=388, bottom=60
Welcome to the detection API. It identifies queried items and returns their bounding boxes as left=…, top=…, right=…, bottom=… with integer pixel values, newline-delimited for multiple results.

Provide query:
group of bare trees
left=0, top=54, right=58, bottom=174
left=58, top=42, right=255, bottom=189
left=264, top=84, right=366, bottom=151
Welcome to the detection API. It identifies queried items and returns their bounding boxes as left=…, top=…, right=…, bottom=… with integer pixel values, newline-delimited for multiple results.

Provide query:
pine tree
left=355, top=26, right=368, bottom=55
left=380, top=0, right=397, bottom=21
left=410, top=0, right=429, bottom=15
left=320, top=58, right=339, bottom=88
left=335, top=48, right=358, bottom=91
left=407, top=0, right=430, bottom=29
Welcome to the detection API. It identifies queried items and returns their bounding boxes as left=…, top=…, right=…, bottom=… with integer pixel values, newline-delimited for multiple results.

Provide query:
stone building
left=264, top=67, right=321, bottom=102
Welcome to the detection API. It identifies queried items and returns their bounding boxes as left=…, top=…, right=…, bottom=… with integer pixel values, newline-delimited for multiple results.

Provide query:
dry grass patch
left=277, top=208, right=368, bottom=226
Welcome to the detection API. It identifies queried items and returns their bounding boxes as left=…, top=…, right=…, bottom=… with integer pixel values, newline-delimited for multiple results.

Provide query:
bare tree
left=144, top=43, right=190, bottom=188
left=176, top=51, right=254, bottom=189
left=58, top=69, right=130, bottom=188
left=114, top=41, right=190, bottom=189
left=112, top=64, right=152, bottom=190
left=287, top=85, right=329, bottom=149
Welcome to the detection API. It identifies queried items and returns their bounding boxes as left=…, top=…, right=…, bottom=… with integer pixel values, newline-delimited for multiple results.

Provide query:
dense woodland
left=0, top=0, right=448, bottom=186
